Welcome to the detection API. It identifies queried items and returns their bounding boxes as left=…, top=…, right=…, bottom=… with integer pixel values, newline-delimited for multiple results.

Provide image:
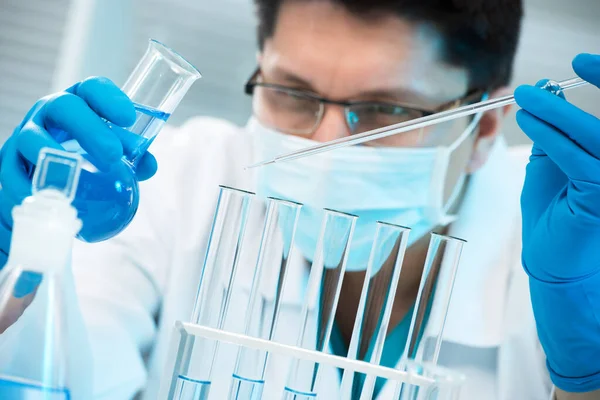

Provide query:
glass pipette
left=247, top=77, right=588, bottom=168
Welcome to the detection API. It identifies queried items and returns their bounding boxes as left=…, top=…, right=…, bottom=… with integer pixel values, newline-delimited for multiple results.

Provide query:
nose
left=309, top=106, right=351, bottom=143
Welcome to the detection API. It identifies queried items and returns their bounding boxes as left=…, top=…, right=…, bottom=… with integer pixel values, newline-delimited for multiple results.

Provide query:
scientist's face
left=256, top=1, right=508, bottom=176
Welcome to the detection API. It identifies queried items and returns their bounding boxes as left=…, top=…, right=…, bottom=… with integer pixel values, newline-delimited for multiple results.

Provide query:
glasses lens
left=253, top=86, right=322, bottom=135
left=348, top=104, right=422, bottom=132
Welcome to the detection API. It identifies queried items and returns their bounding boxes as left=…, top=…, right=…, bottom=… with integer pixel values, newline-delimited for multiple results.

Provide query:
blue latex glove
left=0, top=77, right=158, bottom=268
left=515, top=53, right=600, bottom=392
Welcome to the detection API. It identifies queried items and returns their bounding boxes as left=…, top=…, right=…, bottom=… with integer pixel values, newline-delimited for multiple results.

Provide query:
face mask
left=249, top=109, right=483, bottom=272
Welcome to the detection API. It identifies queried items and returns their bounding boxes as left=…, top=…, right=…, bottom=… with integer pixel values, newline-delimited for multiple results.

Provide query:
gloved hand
left=515, top=53, right=600, bottom=392
left=0, top=77, right=158, bottom=267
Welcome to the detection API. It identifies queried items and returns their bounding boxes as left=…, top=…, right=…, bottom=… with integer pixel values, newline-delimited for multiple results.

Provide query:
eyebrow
left=354, top=88, right=427, bottom=106
left=268, top=66, right=435, bottom=107
left=269, top=67, right=315, bottom=90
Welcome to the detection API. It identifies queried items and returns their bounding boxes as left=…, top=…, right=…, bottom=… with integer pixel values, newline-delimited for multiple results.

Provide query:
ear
left=257, top=51, right=263, bottom=64
left=467, top=87, right=513, bottom=173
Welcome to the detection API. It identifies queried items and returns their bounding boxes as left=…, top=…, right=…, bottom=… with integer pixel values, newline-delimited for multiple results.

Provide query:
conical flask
left=40, top=39, right=202, bottom=243
left=0, top=148, right=92, bottom=399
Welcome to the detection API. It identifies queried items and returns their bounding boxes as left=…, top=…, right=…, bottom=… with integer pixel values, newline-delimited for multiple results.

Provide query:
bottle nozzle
left=32, top=148, right=82, bottom=203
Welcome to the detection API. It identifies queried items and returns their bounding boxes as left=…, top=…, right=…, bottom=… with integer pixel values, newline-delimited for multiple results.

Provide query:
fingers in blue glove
left=17, top=77, right=137, bottom=172
left=0, top=251, right=7, bottom=271
left=108, top=124, right=158, bottom=181
left=573, top=53, right=600, bottom=88
left=0, top=188, right=16, bottom=229
left=26, top=93, right=124, bottom=169
left=72, top=77, right=159, bottom=181
left=0, top=137, right=33, bottom=209
left=68, top=77, right=137, bottom=128
left=515, top=110, right=599, bottom=183
left=16, top=121, right=64, bottom=165
left=136, top=153, right=158, bottom=181
left=0, top=189, right=13, bottom=270
left=0, top=207, right=11, bottom=269
left=514, top=85, right=600, bottom=159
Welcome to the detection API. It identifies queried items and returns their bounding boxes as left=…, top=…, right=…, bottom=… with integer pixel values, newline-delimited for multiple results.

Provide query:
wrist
left=527, top=268, right=600, bottom=390
left=549, top=365, right=600, bottom=393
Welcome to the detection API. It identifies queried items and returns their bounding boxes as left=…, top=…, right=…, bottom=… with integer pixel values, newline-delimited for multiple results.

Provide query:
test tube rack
left=159, top=321, right=465, bottom=400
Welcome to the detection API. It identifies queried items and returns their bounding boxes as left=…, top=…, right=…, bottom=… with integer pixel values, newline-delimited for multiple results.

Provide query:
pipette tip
left=245, top=160, right=275, bottom=170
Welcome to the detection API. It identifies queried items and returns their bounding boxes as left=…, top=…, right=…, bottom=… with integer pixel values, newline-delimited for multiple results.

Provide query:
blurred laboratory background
left=0, top=0, right=598, bottom=145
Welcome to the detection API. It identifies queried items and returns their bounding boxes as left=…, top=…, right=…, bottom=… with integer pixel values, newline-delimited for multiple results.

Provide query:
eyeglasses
left=245, top=68, right=484, bottom=146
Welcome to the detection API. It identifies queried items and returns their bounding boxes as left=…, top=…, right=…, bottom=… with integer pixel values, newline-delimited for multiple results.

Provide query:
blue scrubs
left=329, top=306, right=416, bottom=399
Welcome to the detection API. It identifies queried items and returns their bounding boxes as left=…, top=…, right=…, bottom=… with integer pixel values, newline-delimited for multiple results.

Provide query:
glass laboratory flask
left=0, top=148, right=92, bottom=399
left=46, top=39, right=201, bottom=242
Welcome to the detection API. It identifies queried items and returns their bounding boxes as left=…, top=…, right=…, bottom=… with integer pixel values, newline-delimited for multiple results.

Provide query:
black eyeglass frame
left=244, top=67, right=485, bottom=123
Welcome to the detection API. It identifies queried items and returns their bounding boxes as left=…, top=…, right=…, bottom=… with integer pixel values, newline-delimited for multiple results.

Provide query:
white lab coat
left=70, top=116, right=553, bottom=400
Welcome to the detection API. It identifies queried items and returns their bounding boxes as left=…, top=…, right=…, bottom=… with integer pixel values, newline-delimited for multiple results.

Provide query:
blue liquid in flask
left=0, top=375, right=70, bottom=399
left=45, top=103, right=170, bottom=243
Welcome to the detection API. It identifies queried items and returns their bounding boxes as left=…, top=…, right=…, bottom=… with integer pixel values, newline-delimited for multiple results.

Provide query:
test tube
left=393, top=360, right=464, bottom=400
left=336, top=222, right=411, bottom=400
left=396, top=233, right=466, bottom=400
left=228, top=198, right=302, bottom=400
left=283, top=209, right=357, bottom=399
left=392, top=361, right=465, bottom=400
left=167, top=186, right=254, bottom=400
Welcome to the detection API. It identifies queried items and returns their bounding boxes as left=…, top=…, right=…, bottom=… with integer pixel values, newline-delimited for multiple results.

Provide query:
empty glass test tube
left=396, top=234, right=466, bottom=400
left=393, top=360, right=464, bottom=400
left=283, top=209, right=357, bottom=400
left=335, top=222, right=411, bottom=400
left=228, top=198, right=302, bottom=400
left=168, top=186, right=254, bottom=400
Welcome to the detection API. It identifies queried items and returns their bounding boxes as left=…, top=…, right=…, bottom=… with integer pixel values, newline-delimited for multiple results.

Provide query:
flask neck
left=119, top=103, right=169, bottom=167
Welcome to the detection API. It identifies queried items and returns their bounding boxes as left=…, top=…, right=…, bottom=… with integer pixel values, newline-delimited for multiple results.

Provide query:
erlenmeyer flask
left=0, top=148, right=92, bottom=399
left=44, top=39, right=201, bottom=242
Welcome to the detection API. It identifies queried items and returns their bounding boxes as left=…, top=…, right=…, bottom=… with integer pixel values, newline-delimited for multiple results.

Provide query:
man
left=0, top=0, right=599, bottom=398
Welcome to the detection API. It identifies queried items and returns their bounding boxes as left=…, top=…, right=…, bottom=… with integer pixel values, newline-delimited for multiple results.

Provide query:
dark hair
left=254, top=0, right=523, bottom=91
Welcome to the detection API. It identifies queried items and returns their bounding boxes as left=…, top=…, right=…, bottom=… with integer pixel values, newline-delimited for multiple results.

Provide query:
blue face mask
left=293, top=206, right=402, bottom=271
left=249, top=113, right=481, bottom=272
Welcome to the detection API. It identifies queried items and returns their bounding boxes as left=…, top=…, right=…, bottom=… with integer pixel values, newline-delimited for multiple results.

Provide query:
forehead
left=260, top=1, right=469, bottom=106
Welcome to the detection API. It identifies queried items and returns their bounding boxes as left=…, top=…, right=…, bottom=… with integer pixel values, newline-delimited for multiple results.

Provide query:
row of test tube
left=159, top=186, right=466, bottom=400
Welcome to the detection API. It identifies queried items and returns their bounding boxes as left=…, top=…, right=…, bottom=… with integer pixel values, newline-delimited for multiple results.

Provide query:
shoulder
left=134, top=115, right=255, bottom=247
left=154, top=116, right=248, bottom=158
left=150, top=116, right=254, bottom=179
left=143, top=116, right=256, bottom=206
